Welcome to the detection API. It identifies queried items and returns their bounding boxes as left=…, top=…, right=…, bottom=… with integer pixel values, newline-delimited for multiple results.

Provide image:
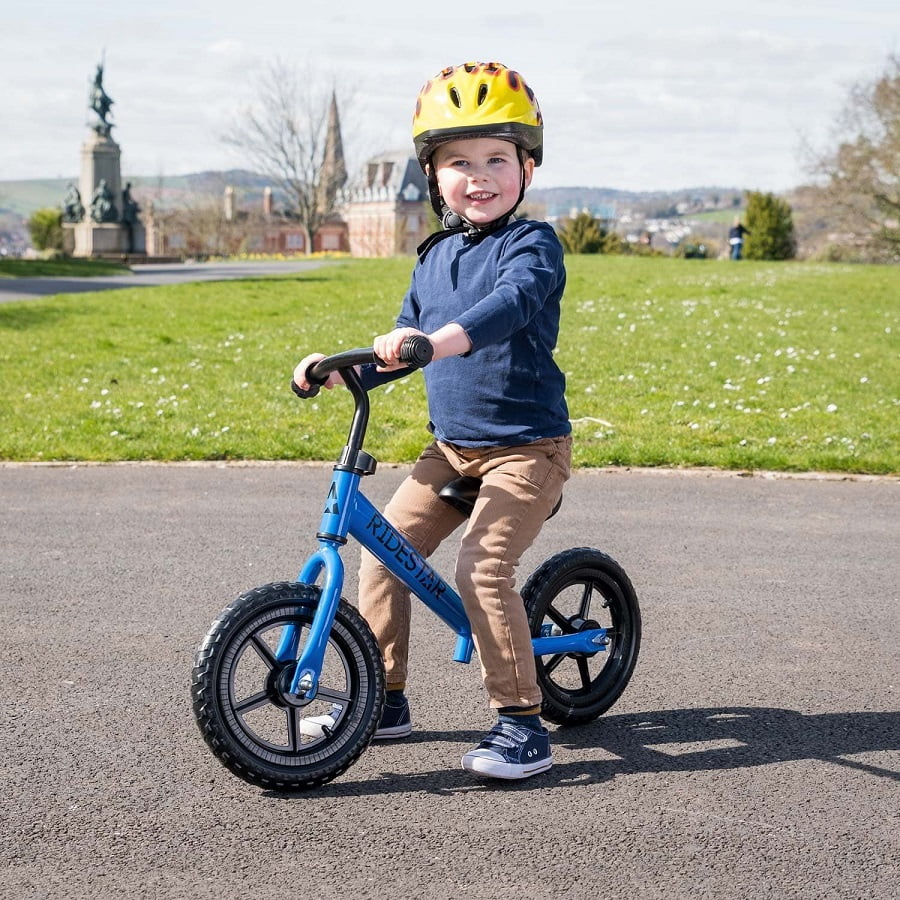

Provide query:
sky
left=2, top=0, right=899, bottom=193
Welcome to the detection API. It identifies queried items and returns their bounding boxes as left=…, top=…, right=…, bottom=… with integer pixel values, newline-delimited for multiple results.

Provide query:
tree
left=27, top=208, right=63, bottom=252
left=169, top=196, right=259, bottom=258
left=557, top=210, right=619, bottom=254
left=743, top=191, right=796, bottom=260
left=807, top=55, right=900, bottom=263
left=224, top=60, right=349, bottom=255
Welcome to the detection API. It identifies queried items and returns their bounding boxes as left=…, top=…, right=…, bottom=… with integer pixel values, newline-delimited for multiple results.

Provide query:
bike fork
left=281, top=543, right=345, bottom=699
left=279, top=465, right=360, bottom=700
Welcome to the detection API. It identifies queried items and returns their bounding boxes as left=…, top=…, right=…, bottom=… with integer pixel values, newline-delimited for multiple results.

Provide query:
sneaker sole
left=461, top=753, right=553, bottom=780
left=373, top=722, right=413, bottom=740
left=300, top=714, right=412, bottom=741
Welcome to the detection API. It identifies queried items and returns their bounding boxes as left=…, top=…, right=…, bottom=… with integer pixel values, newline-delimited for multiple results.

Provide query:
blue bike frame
left=280, top=356, right=609, bottom=700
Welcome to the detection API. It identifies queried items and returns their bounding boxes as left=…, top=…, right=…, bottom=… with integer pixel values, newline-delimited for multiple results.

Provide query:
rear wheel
left=191, top=581, right=384, bottom=790
left=523, top=548, right=641, bottom=725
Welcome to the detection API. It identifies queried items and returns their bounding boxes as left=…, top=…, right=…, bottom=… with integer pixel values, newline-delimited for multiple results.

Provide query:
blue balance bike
left=192, top=337, right=641, bottom=789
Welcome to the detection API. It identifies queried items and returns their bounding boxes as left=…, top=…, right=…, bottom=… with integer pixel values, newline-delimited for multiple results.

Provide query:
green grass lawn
left=0, top=256, right=897, bottom=474
left=689, top=209, right=740, bottom=224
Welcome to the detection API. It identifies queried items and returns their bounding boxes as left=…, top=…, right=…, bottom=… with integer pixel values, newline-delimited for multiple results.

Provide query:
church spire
left=318, top=91, right=348, bottom=213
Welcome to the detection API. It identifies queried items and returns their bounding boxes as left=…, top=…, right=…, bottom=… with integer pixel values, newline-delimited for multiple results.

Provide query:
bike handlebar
left=291, top=334, right=434, bottom=399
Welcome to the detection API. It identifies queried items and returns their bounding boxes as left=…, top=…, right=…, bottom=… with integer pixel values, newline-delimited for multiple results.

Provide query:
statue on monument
left=68, top=57, right=146, bottom=256
left=121, top=182, right=140, bottom=225
left=121, top=182, right=141, bottom=252
left=62, top=183, right=85, bottom=223
left=90, top=179, right=118, bottom=223
left=89, top=61, right=114, bottom=137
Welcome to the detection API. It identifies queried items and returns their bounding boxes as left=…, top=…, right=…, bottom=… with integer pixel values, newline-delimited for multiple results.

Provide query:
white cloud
left=206, top=39, right=244, bottom=56
left=1, top=0, right=898, bottom=190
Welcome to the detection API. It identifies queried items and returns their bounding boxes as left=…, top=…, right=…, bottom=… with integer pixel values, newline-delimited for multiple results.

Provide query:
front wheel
left=523, top=547, right=641, bottom=726
left=191, top=582, right=384, bottom=790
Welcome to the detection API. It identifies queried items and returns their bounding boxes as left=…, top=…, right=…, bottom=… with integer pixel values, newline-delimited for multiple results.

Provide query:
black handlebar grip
left=291, top=379, right=320, bottom=399
left=291, top=358, right=330, bottom=398
left=399, top=334, right=434, bottom=369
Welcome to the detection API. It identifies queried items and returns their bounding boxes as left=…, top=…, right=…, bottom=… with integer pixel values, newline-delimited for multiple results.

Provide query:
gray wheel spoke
left=234, top=689, right=273, bottom=714
left=250, top=634, right=278, bottom=670
left=546, top=604, right=569, bottom=630
left=544, top=653, right=566, bottom=675
left=287, top=707, right=301, bottom=752
left=316, top=685, right=352, bottom=704
left=578, top=582, right=593, bottom=618
left=576, top=656, right=592, bottom=690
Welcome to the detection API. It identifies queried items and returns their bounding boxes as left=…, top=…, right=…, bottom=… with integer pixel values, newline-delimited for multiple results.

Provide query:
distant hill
left=527, top=185, right=745, bottom=219
left=0, top=170, right=274, bottom=218
left=0, top=170, right=744, bottom=253
left=0, top=170, right=278, bottom=253
left=1, top=171, right=745, bottom=218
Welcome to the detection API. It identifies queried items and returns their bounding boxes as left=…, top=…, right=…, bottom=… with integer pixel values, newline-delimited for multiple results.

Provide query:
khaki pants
left=358, top=435, right=572, bottom=709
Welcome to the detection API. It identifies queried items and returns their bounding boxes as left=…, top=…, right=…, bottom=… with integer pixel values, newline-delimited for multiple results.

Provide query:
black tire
left=191, top=581, right=384, bottom=790
left=523, top=547, right=641, bottom=726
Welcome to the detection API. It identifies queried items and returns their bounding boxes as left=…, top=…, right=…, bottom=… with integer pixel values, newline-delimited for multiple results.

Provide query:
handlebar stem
left=295, top=336, right=433, bottom=475
left=338, top=365, right=375, bottom=474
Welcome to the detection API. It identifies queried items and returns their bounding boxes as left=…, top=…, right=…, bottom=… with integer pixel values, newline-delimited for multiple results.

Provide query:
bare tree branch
left=222, top=59, right=352, bottom=253
left=804, top=55, right=900, bottom=262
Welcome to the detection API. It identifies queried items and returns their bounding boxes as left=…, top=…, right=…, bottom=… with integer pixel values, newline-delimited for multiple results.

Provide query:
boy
left=293, top=61, right=571, bottom=779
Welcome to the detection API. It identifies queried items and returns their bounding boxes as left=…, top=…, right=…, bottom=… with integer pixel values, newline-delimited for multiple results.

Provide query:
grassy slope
left=0, top=256, right=896, bottom=473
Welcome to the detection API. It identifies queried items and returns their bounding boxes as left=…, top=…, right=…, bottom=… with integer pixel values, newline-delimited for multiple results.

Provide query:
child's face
left=432, top=137, right=534, bottom=226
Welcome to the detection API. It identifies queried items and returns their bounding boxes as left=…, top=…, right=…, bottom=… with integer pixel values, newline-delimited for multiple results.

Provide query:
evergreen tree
left=557, top=210, right=605, bottom=254
left=27, top=208, right=64, bottom=252
left=743, top=191, right=796, bottom=260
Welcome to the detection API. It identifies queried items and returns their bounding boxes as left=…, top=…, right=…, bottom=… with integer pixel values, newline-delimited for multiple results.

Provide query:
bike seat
left=438, top=475, right=562, bottom=520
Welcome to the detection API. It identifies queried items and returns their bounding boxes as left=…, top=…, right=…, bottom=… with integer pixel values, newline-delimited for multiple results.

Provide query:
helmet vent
left=449, top=87, right=462, bottom=108
left=477, top=83, right=488, bottom=106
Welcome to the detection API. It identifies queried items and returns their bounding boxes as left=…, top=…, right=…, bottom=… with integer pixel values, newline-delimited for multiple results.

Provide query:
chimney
left=224, top=185, right=234, bottom=222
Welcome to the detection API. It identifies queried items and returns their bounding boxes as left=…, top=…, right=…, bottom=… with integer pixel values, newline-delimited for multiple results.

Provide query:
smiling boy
left=294, top=61, right=571, bottom=779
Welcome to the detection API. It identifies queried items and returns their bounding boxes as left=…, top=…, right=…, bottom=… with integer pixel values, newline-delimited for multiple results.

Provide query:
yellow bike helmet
left=413, top=61, right=543, bottom=170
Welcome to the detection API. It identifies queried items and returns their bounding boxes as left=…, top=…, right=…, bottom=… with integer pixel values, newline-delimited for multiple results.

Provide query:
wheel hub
left=566, top=617, right=603, bottom=657
left=268, top=662, right=314, bottom=709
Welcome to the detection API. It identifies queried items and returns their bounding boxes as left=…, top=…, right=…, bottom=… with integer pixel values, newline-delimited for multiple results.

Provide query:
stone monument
left=63, top=59, right=146, bottom=257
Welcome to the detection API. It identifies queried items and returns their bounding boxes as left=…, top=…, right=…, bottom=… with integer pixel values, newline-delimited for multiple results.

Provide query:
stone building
left=342, top=152, right=431, bottom=257
left=140, top=92, right=432, bottom=258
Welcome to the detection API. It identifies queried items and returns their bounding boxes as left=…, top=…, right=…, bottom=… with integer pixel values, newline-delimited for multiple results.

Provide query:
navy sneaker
left=462, top=721, right=553, bottom=780
left=299, top=697, right=412, bottom=740
left=373, top=695, right=412, bottom=740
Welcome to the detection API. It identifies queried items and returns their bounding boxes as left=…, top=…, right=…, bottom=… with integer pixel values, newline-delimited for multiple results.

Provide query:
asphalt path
left=0, top=260, right=326, bottom=302
left=1, top=463, right=897, bottom=899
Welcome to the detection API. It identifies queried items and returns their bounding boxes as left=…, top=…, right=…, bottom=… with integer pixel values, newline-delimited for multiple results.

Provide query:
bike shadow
left=265, top=706, right=899, bottom=797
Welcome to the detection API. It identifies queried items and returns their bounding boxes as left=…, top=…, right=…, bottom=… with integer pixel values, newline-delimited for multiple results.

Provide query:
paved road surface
left=0, top=463, right=896, bottom=899
left=0, top=260, right=325, bottom=302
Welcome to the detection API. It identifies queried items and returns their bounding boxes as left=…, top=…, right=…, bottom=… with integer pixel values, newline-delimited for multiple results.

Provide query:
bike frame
left=281, top=361, right=609, bottom=700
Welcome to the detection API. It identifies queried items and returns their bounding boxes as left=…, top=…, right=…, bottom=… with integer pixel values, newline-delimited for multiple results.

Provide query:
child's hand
left=373, top=328, right=427, bottom=371
left=292, top=353, right=344, bottom=392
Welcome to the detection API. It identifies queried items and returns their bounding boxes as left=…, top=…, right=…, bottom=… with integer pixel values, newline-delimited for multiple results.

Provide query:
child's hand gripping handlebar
left=291, top=334, right=434, bottom=399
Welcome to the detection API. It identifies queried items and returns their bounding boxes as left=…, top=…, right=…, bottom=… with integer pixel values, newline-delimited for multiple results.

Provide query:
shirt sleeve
left=452, top=225, right=564, bottom=351
left=358, top=363, right=412, bottom=391
left=396, top=277, right=421, bottom=330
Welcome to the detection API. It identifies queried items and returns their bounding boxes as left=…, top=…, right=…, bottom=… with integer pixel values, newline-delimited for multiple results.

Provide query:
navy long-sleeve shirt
left=365, top=219, right=570, bottom=448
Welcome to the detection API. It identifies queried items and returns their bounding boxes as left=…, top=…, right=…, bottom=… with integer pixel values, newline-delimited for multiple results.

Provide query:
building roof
left=344, top=151, right=427, bottom=204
